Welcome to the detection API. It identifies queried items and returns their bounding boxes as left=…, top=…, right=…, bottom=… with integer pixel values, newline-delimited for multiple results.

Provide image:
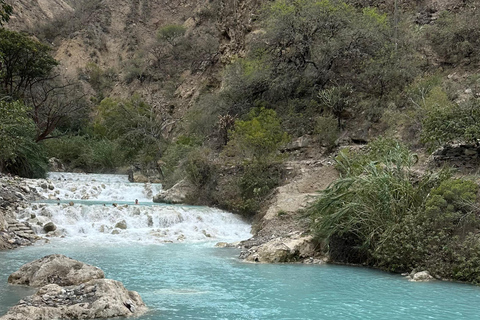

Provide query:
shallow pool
left=1, top=241, right=480, bottom=320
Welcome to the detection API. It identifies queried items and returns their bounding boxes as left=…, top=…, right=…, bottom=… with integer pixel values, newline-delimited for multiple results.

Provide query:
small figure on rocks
left=135, top=199, right=139, bottom=205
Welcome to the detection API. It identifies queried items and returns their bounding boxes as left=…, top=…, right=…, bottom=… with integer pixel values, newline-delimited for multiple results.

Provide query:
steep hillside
left=6, top=0, right=265, bottom=139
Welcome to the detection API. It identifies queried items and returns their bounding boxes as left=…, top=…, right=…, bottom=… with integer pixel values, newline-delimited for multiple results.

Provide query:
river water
left=1, top=173, right=480, bottom=319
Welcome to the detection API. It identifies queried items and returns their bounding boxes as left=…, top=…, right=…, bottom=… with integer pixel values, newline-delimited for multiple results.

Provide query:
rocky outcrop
left=236, top=160, right=335, bottom=263
left=431, top=143, right=480, bottom=169
left=48, top=158, right=65, bottom=172
left=128, top=164, right=162, bottom=183
left=240, top=233, right=319, bottom=263
left=1, top=279, right=147, bottom=320
left=153, top=179, right=194, bottom=204
left=408, top=270, right=434, bottom=282
left=0, top=174, right=42, bottom=250
left=2, top=255, right=147, bottom=320
left=8, top=254, right=105, bottom=287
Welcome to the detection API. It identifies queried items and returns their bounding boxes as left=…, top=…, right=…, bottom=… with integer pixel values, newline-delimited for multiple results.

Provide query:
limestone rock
left=8, top=254, right=105, bottom=287
left=0, top=279, right=147, bottom=320
left=48, top=158, right=65, bottom=172
left=127, top=164, right=162, bottom=183
left=153, top=179, right=194, bottom=204
left=115, top=220, right=127, bottom=230
left=410, top=271, right=434, bottom=282
left=242, top=234, right=317, bottom=263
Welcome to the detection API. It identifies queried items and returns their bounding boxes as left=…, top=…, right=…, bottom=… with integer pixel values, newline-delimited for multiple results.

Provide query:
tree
left=0, top=29, right=87, bottom=142
left=226, top=107, right=289, bottom=161
left=318, top=85, right=352, bottom=129
left=0, top=28, right=58, bottom=98
left=26, top=79, right=87, bottom=142
left=93, top=96, right=164, bottom=162
left=259, top=0, right=393, bottom=91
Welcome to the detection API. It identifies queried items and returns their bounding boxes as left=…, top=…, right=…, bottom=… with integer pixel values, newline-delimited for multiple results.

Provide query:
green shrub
left=184, top=147, right=217, bottom=188
left=45, top=135, right=126, bottom=172
left=0, top=100, right=47, bottom=178
left=225, top=107, right=289, bottom=162
left=421, top=86, right=480, bottom=149
left=427, top=10, right=480, bottom=65
left=315, top=115, right=339, bottom=150
left=237, top=161, right=284, bottom=216
left=157, top=25, right=186, bottom=45
left=159, top=139, right=197, bottom=188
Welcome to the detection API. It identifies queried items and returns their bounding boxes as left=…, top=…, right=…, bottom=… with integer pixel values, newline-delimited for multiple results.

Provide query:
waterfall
left=19, top=173, right=251, bottom=245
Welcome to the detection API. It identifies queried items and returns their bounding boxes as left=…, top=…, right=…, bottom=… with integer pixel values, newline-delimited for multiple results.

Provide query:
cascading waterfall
left=18, top=172, right=251, bottom=244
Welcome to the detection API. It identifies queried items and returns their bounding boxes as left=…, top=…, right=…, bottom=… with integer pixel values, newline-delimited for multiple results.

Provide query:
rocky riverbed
left=0, top=174, right=46, bottom=250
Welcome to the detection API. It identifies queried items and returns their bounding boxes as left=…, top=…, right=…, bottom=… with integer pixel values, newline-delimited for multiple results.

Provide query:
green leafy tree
left=259, top=0, right=400, bottom=93
left=0, top=29, right=82, bottom=142
left=226, top=108, right=289, bottom=161
left=427, top=10, right=480, bottom=65
left=93, top=96, right=164, bottom=163
left=0, top=100, right=47, bottom=177
left=0, top=28, right=58, bottom=98
left=219, top=0, right=417, bottom=136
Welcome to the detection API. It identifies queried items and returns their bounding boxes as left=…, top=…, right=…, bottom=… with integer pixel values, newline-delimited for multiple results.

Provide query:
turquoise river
left=0, top=173, right=479, bottom=319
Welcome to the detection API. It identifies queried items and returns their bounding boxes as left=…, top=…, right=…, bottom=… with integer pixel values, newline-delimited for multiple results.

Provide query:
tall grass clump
left=308, top=137, right=480, bottom=283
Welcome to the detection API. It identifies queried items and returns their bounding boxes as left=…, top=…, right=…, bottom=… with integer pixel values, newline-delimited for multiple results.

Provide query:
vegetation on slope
left=3, top=0, right=480, bottom=282
left=308, top=138, right=480, bottom=283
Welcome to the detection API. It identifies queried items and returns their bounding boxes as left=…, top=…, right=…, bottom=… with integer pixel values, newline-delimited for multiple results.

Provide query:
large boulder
left=127, top=163, right=162, bottom=183
left=43, top=222, right=56, bottom=233
left=48, top=158, right=65, bottom=172
left=153, top=179, right=194, bottom=204
left=241, top=233, right=317, bottom=263
left=8, top=254, right=105, bottom=287
left=0, top=279, right=147, bottom=320
left=410, top=270, right=434, bottom=282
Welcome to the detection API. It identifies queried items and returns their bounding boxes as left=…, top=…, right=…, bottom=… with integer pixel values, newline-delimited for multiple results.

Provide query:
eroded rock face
left=153, top=179, right=194, bottom=204
left=128, top=164, right=162, bottom=183
left=241, top=233, right=318, bottom=263
left=0, top=279, right=147, bottom=320
left=8, top=254, right=105, bottom=287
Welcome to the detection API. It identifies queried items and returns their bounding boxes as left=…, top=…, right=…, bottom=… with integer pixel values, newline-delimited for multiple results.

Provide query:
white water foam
left=21, top=173, right=251, bottom=245
left=38, top=172, right=162, bottom=202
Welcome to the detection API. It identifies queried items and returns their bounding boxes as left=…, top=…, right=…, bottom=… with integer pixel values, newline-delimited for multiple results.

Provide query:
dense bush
left=237, top=161, right=284, bottom=216
left=93, top=96, right=163, bottom=164
left=0, top=100, right=47, bottom=178
left=315, top=115, right=339, bottom=150
left=335, top=137, right=417, bottom=176
left=225, top=107, right=289, bottom=162
left=308, top=138, right=480, bottom=282
left=427, top=10, right=480, bottom=65
left=44, top=135, right=126, bottom=172
left=421, top=86, right=480, bottom=149
left=215, top=0, right=417, bottom=138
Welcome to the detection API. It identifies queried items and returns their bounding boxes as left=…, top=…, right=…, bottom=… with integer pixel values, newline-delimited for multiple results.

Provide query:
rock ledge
left=1, top=255, right=147, bottom=320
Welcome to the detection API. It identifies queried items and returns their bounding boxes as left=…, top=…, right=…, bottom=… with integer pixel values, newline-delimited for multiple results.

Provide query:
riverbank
left=0, top=174, right=44, bottom=250
left=237, top=159, right=338, bottom=263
